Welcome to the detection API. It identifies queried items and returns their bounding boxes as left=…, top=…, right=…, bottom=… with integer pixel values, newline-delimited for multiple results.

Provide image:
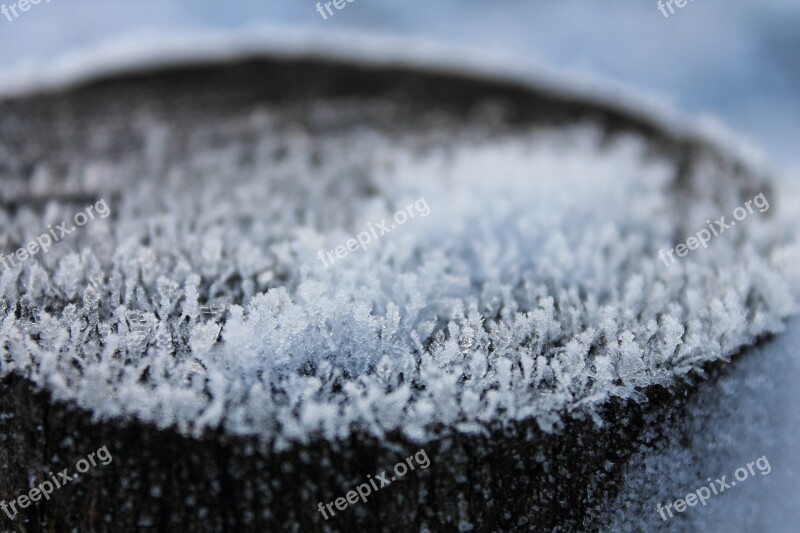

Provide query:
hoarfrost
left=1, top=115, right=798, bottom=448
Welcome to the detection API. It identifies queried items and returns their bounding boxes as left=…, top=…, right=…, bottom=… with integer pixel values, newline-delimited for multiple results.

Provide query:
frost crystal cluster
left=1, top=105, right=798, bottom=449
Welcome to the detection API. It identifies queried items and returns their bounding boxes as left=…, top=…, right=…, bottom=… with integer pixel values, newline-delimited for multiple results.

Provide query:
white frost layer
left=0, top=118, right=798, bottom=447
left=0, top=27, right=770, bottom=171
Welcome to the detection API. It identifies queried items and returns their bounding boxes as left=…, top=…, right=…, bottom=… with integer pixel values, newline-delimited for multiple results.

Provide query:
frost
left=1, top=112, right=798, bottom=447
left=601, top=314, right=800, bottom=530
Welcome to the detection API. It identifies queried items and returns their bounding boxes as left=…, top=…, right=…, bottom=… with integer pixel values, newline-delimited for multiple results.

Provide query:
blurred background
left=0, top=0, right=798, bottom=171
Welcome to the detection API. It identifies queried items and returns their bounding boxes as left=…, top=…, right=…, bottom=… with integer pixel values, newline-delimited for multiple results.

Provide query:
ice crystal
left=1, top=109, right=798, bottom=448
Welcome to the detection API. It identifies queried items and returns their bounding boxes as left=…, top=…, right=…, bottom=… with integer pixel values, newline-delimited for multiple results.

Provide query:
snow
left=1, top=86, right=798, bottom=448
left=598, top=314, right=800, bottom=531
